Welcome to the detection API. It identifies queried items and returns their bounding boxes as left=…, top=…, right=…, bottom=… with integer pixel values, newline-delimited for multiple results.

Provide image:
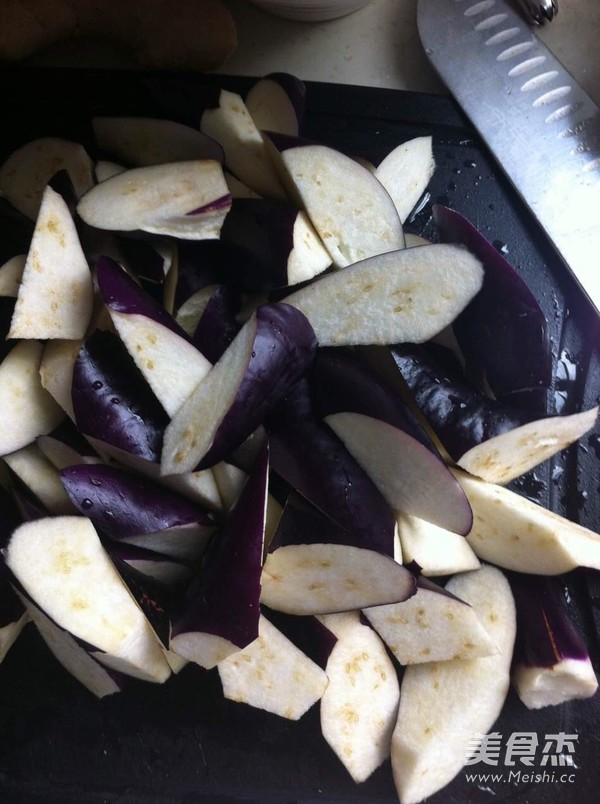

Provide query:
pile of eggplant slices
left=0, top=73, right=599, bottom=804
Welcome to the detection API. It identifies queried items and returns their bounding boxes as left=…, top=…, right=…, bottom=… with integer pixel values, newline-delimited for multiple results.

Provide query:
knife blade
left=417, top=0, right=600, bottom=315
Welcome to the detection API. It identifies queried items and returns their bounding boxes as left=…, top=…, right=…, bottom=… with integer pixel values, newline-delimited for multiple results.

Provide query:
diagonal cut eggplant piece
left=319, top=610, right=400, bottom=783
left=434, top=203, right=552, bottom=412
left=97, top=256, right=212, bottom=417
left=363, top=576, right=496, bottom=665
left=60, top=463, right=215, bottom=562
left=72, top=330, right=169, bottom=464
left=0, top=137, right=94, bottom=220
left=169, top=446, right=268, bottom=669
left=76, top=161, right=231, bottom=239
left=14, top=589, right=125, bottom=698
left=8, top=185, right=94, bottom=340
left=325, top=412, right=472, bottom=535
left=0, top=254, right=26, bottom=297
left=217, top=614, right=328, bottom=720
left=263, top=133, right=405, bottom=267
left=391, top=565, right=516, bottom=804
left=284, top=244, right=484, bottom=346
left=375, top=136, right=435, bottom=224
left=161, top=303, right=317, bottom=474
left=391, top=344, right=598, bottom=484
left=260, top=495, right=416, bottom=615
left=267, top=379, right=399, bottom=556
left=454, top=467, right=600, bottom=574
left=261, top=606, right=337, bottom=671
left=397, top=513, right=480, bottom=577
left=4, top=516, right=172, bottom=683
left=509, top=573, right=598, bottom=709
left=0, top=340, right=65, bottom=457
left=190, top=284, right=240, bottom=363
left=200, top=90, right=286, bottom=200
left=4, top=443, right=75, bottom=515
left=92, top=116, right=224, bottom=166
left=245, top=73, right=306, bottom=138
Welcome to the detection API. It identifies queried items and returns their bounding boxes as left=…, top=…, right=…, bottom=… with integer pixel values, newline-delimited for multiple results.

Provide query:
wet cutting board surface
left=0, top=68, right=599, bottom=804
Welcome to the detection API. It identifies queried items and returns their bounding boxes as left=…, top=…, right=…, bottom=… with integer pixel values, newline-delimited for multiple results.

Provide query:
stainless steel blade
left=417, top=0, right=600, bottom=314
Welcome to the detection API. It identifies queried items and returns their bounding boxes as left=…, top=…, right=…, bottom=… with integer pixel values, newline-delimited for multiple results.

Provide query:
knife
left=417, top=0, right=600, bottom=315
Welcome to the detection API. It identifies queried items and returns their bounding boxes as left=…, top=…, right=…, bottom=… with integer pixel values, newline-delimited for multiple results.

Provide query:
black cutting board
left=0, top=68, right=599, bottom=804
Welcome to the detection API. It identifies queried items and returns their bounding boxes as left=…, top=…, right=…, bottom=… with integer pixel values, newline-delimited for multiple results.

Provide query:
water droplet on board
left=464, top=160, right=477, bottom=169
left=551, top=464, right=564, bottom=483
left=554, top=349, right=578, bottom=413
left=493, top=240, right=509, bottom=255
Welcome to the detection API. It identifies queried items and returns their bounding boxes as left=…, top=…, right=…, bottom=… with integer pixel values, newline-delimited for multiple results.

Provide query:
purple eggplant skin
left=433, top=204, right=551, bottom=413
left=509, top=574, right=592, bottom=669
left=0, top=197, right=33, bottom=264
left=268, top=491, right=363, bottom=552
left=186, top=194, right=232, bottom=217
left=196, top=302, right=318, bottom=470
left=220, top=199, right=300, bottom=291
left=311, top=347, right=439, bottom=453
left=60, top=463, right=213, bottom=539
left=96, top=255, right=192, bottom=341
left=171, top=445, right=269, bottom=649
left=118, top=236, right=170, bottom=286
left=72, top=330, right=169, bottom=463
left=389, top=343, right=537, bottom=463
left=267, top=378, right=397, bottom=557
left=261, top=605, right=337, bottom=670
left=191, top=284, right=240, bottom=363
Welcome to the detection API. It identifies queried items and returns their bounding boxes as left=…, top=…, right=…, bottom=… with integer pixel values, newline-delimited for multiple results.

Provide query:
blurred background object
left=247, top=0, right=374, bottom=22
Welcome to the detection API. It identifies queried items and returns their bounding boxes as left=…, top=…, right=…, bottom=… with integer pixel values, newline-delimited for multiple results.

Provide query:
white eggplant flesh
left=39, top=339, right=82, bottom=421
left=4, top=516, right=171, bottom=683
left=319, top=611, right=400, bottom=783
left=218, top=615, right=328, bottom=720
left=363, top=580, right=497, bottom=665
left=454, top=468, right=600, bottom=574
left=375, top=137, right=435, bottom=224
left=95, top=160, right=126, bottom=182
left=77, top=161, right=231, bottom=239
left=0, top=340, right=64, bottom=456
left=0, top=137, right=94, bottom=220
left=9, top=186, right=94, bottom=340
left=284, top=244, right=484, bottom=346
left=201, top=90, right=286, bottom=199
left=264, top=138, right=404, bottom=268
left=397, top=513, right=481, bottom=577
left=260, top=543, right=416, bottom=616
left=325, top=411, right=472, bottom=535
left=513, top=658, right=598, bottom=710
left=391, top=565, right=516, bottom=804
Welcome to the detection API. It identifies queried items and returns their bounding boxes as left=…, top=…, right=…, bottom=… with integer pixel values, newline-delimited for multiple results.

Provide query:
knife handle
left=519, top=0, right=558, bottom=24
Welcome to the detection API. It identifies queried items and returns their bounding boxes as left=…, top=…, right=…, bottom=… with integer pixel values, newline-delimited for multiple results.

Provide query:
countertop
left=26, top=0, right=599, bottom=106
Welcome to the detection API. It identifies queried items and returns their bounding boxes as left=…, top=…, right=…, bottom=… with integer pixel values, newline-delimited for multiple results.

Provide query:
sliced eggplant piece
left=97, top=256, right=212, bottom=417
left=397, top=513, right=481, bottom=577
left=319, top=610, right=399, bottom=783
left=105, top=541, right=193, bottom=586
left=390, top=344, right=598, bottom=484
left=39, top=338, right=82, bottom=420
left=4, top=516, right=171, bottom=683
left=60, top=463, right=215, bottom=561
left=510, top=574, right=598, bottom=709
left=0, top=137, right=94, bottom=220
left=261, top=606, right=337, bottom=670
left=217, top=614, right=328, bottom=720
left=162, top=303, right=317, bottom=474
left=8, top=185, right=94, bottom=340
left=3, top=443, right=75, bottom=515
left=170, top=446, right=268, bottom=668
left=77, top=161, right=231, bottom=239
left=200, top=90, right=286, bottom=199
left=391, top=565, right=516, bottom=804
left=363, top=576, right=496, bottom=665
left=375, top=136, right=435, bottom=224
left=92, top=116, right=223, bottom=166
left=14, top=589, right=124, bottom=698
left=434, top=203, right=552, bottom=411
left=245, top=73, right=306, bottom=137
left=264, top=133, right=405, bottom=268
left=0, top=254, right=25, bottom=297
left=72, top=330, right=169, bottom=464
left=0, top=340, right=65, bottom=457
left=95, top=160, right=126, bottom=182
left=455, top=468, right=600, bottom=574
left=190, top=284, right=240, bottom=363
left=261, top=495, right=416, bottom=615
left=284, top=244, right=484, bottom=346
